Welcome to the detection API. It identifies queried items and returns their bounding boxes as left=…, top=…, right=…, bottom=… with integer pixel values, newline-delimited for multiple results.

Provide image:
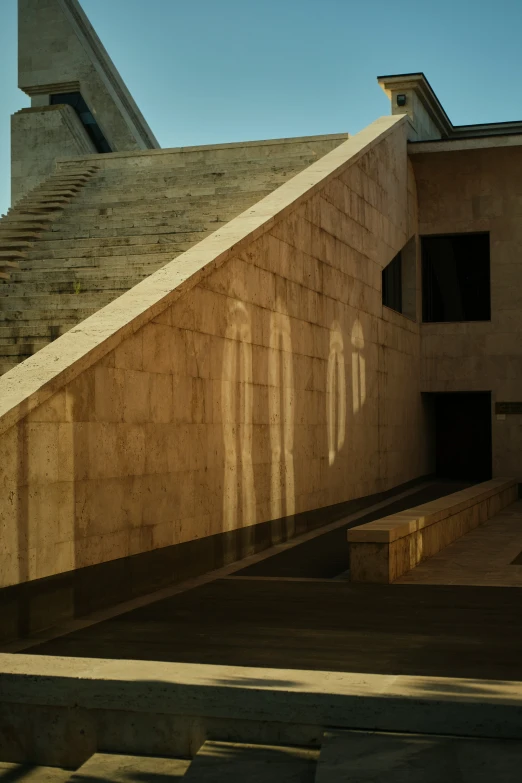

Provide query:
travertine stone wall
left=0, top=118, right=431, bottom=587
left=412, top=143, right=522, bottom=480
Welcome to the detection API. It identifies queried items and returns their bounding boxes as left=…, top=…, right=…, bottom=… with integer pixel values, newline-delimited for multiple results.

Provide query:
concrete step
left=47, top=221, right=226, bottom=240
left=315, top=730, right=522, bottom=783
left=0, top=292, right=117, bottom=310
left=71, top=167, right=300, bottom=193
left=0, top=360, right=21, bottom=374
left=0, top=229, right=43, bottom=240
left=7, top=266, right=164, bottom=285
left=25, top=237, right=203, bottom=259
left=19, top=251, right=175, bottom=270
left=0, top=341, right=50, bottom=356
left=0, top=220, right=50, bottom=230
left=52, top=195, right=264, bottom=218
left=70, top=184, right=288, bottom=210
left=68, top=752, right=191, bottom=781
left=0, top=251, right=24, bottom=259
left=0, top=307, right=96, bottom=323
left=68, top=177, right=287, bottom=205
left=11, top=206, right=68, bottom=215
left=32, top=188, right=81, bottom=196
left=6, top=267, right=152, bottom=283
left=70, top=154, right=317, bottom=187
left=0, top=240, right=32, bottom=249
left=0, top=761, right=70, bottom=781
left=1, top=278, right=141, bottom=295
left=15, top=200, right=71, bottom=210
left=25, top=230, right=209, bottom=251
left=49, top=209, right=227, bottom=225
left=0, top=330, right=51, bottom=345
left=0, top=323, right=69, bottom=339
left=184, top=741, right=317, bottom=782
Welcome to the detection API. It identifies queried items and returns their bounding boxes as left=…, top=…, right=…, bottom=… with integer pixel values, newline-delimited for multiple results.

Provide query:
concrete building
left=1, top=0, right=522, bottom=607
left=2, top=3, right=522, bottom=777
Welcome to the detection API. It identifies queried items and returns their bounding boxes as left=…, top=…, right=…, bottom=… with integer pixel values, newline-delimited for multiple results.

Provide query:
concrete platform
left=397, top=501, right=522, bottom=586
left=316, top=730, right=522, bottom=782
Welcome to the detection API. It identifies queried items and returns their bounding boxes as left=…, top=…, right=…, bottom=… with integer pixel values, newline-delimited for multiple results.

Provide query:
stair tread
left=0, top=761, right=70, bottom=781
left=68, top=752, right=190, bottom=781
left=184, top=741, right=317, bottom=782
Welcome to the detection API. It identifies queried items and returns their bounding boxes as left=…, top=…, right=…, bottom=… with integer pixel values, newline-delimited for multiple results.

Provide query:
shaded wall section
left=412, top=142, right=522, bottom=480
left=0, top=117, right=430, bottom=589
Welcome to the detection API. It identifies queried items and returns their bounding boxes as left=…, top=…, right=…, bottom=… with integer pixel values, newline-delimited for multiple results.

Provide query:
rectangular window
left=422, top=233, right=490, bottom=322
left=382, top=251, right=402, bottom=313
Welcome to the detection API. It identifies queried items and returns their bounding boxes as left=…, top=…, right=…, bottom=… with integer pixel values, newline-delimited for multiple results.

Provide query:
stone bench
left=347, top=478, right=517, bottom=583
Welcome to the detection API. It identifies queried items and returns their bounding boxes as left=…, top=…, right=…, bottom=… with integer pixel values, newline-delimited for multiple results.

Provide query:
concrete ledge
left=1, top=655, right=522, bottom=766
left=347, top=479, right=517, bottom=582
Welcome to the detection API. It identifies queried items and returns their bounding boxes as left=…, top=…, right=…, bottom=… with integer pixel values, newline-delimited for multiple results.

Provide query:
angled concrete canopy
left=18, top=0, right=158, bottom=150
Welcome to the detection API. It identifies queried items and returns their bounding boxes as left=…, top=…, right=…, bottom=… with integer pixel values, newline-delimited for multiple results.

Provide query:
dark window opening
left=50, top=92, right=112, bottom=153
left=382, top=250, right=403, bottom=313
left=422, top=233, right=490, bottom=322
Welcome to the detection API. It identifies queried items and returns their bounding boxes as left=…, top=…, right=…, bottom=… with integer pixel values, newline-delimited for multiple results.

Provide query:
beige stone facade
left=411, top=140, right=522, bottom=478
left=3, top=0, right=522, bottom=601
left=0, top=116, right=435, bottom=587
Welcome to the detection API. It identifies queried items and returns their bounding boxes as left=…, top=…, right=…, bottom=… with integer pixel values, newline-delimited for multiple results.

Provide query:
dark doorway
left=432, top=392, right=492, bottom=481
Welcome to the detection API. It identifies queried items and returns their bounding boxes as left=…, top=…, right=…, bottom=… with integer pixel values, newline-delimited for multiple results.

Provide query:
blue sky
left=1, top=0, right=522, bottom=216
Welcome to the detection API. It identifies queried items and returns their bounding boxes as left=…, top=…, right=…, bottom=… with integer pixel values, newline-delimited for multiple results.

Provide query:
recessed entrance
left=430, top=392, right=492, bottom=481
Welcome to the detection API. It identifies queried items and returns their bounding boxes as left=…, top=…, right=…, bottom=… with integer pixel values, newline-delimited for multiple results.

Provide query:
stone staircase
left=0, top=137, right=346, bottom=376
left=2, top=729, right=520, bottom=781
left=0, top=164, right=100, bottom=278
left=0, top=164, right=100, bottom=374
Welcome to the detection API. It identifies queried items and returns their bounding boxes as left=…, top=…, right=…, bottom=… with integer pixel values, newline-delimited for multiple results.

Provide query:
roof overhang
left=378, top=72, right=522, bottom=141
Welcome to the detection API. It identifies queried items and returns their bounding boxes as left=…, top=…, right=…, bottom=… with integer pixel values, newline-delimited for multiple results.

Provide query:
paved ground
left=20, top=480, right=522, bottom=682
left=25, top=576, right=522, bottom=680
left=397, top=500, right=522, bottom=586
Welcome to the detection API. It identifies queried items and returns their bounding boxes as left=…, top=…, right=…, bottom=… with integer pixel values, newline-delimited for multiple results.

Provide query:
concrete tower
left=11, top=0, right=159, bottom=204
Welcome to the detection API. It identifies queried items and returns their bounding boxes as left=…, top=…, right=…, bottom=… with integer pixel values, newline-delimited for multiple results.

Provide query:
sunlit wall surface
left=0, top=122, right=431, bottom=588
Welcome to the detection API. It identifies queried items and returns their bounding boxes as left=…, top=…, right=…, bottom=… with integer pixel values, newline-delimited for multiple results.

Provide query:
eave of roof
left=377, top=72, right=522, bottom=141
